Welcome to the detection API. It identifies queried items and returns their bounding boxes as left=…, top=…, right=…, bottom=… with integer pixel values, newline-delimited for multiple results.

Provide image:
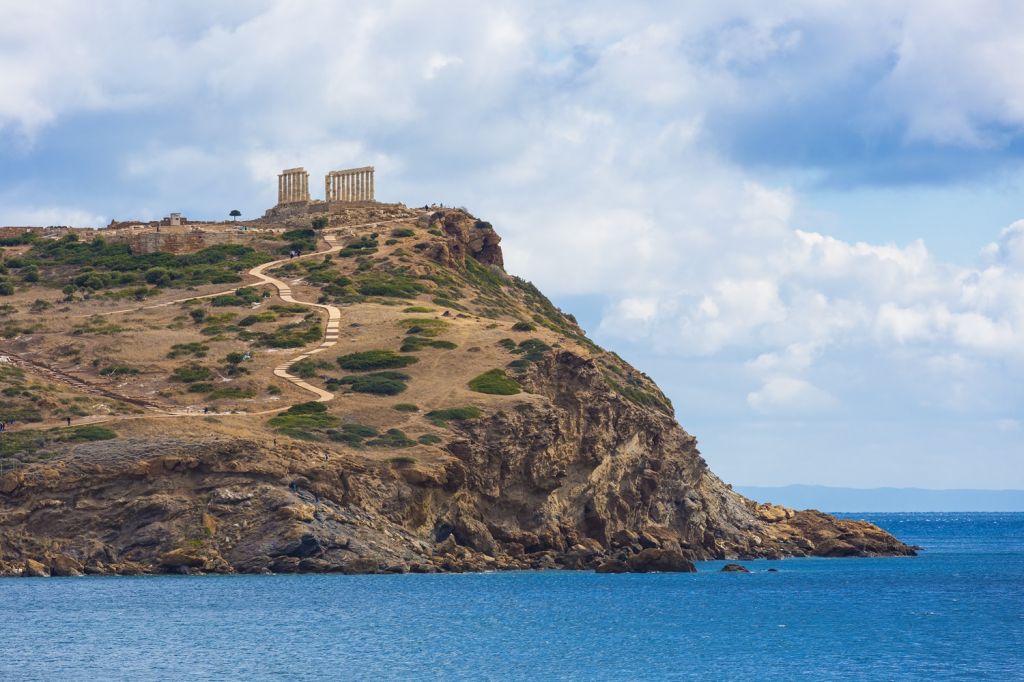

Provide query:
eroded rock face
left=421, top=210, right=503, bottom=268
left=0, top=348, right=915, bottom=576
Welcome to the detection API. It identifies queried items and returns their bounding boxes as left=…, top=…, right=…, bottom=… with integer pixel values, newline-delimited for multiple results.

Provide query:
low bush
left=425, top=406, right=482, bottom=426
left=417, top=434, right=442, bottom=445
left=337, top=371, right=409, bottom=395
left=211, top=294, right=247, bottom=307
left=511, top=321, right=536, bottom=332
left=391, top=228, right=415, bottom=238
left=170, top=364, right=213, bottom=383
left=207, top=386, right=255, bottom=400
left=337, top=350, right=418, bottom=371
left=355, top=272, right=425, bottom=298
left=392, top=403, right=419, bottom=412
left=506, top=338, right=552, bottom=370
left=468, top=369, right=521, bottom=395
left=397, top=318, right=449, bottom=338
left=403, top=306, right=433, bottom=313
left=238, top=312, right=276, bottom=326
left=255, top=320, right=322, bottom=348
left=99, top=364, right=139, bottom=377
left=400, top=336, right=457, bottom=352
left=366, top=428, right=415, bottom=448
left=267, top=402, right=340, bottom=439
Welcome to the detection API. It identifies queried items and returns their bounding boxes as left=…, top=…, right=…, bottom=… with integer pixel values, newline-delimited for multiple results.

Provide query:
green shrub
left=235, top=287, right=262, bottom=303
left=54, top=425, right=117, bottom=443
left=506, top=338, right=552, bottom=371
left=255, top=320, right=322, bottom=348
left=208, top=386, right=255, bottom=400
left=282, top=228, right=317, bottom=254
left=337, top=350, right=418, bottom=371
left=325, top=422, right=379, bottom=447
left=397, top=318, right=449, bottom=338
left=99, top=364, right=139, bottom=377
left=338, top=236, right=378, bottom=258
left=391, top=228, right=415, bottom=238
left=267, top=402, right=339, bottom=438
left=188, top=382, right=214, bottom=393
left=425, top=406, right=482, bottom=426
left=468, top=369, right=521, bottom=395
left=511, top=321, right=535, bottom=332
left=289, top=359, right=319, bottom=378
left=417, top=434, right=442, bottom=445
left=497, top=338, right=516, bottom=350
left=365, top=428, right=415, bottom=448
left=211, top=294, right=247, bottom=307
left=170, top=364, right=212, bottom=383
left=311, top=216, right=329, bottom=230
left=167, top=342, right=209, bottom=359
left=145, top=267, right=172, bottom=286
left=238, top=312, right=276, bottom=326
left=355, top=272, right=425, bottom=298
left=270, top=304, right=308, bottom=314
left=392, top=403, right=419, bottom=412
left=400, top=336, right=457, bottom=352
left=337, top=372, right=409, bottom=395
left=403, top=306, right=433, bottom=313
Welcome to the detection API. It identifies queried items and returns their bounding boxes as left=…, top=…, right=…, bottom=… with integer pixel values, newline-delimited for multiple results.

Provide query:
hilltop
left=0, top=205, right=914, bottom=576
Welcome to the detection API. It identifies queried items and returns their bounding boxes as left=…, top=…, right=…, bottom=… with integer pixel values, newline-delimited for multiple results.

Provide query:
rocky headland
left=0, top=206, right=915, bottom=576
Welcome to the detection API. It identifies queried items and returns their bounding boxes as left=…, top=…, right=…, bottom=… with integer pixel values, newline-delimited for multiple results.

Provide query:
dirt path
left=248, top=233, right=344, bottom=402
left=6, top=214, right=427, bottom=427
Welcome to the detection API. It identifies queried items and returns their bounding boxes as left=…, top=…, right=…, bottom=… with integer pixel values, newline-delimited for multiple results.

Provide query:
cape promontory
left=0, top=197, right=914, bottom=576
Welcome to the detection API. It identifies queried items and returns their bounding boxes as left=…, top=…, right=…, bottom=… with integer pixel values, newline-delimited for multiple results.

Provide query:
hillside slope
left=0, top=207, right=914, bottom=576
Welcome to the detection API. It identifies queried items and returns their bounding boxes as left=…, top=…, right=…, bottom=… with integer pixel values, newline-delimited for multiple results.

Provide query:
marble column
left=369, top=171, right=374, bottom=201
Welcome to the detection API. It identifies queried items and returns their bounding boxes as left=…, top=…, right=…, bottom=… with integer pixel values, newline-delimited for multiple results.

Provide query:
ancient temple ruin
left=275, top=165, right=376, bottom=208
left=277, top=167, right=310, bottom=204
left=326, top=166, right=375, bottom=203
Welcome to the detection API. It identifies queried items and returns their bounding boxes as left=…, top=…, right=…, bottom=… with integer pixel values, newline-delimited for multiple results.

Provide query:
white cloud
left=0, top=205, right=105, bottom=227
left=747, top=375, right=837, bottom=413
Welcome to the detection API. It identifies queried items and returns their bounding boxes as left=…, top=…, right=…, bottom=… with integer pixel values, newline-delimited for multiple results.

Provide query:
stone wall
left=119, top=230, right=261, bottom=255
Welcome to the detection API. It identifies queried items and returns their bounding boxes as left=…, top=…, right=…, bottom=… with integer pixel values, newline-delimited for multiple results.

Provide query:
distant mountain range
left=736, top=485, right=1024, bottom=512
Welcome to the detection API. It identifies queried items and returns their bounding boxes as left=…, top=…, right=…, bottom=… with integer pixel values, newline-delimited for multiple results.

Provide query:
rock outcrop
left=0, top=349, right=915, bottom=576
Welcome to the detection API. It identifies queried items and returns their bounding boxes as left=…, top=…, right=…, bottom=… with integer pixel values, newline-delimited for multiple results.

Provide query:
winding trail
left=249, top=233, right=343, bottom=402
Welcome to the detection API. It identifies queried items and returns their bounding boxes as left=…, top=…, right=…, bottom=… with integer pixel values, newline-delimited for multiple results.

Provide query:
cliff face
left=0, top=207, right=914, bottom=576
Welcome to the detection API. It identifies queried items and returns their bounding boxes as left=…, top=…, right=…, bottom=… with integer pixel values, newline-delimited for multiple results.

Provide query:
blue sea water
left=1, top=513, right=1022, bottom=681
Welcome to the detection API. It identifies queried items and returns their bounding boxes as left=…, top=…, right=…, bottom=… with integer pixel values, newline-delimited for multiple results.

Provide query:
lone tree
left=229, top=209, right=241, bottom=221
left=311, top=216, right=329, bottom=230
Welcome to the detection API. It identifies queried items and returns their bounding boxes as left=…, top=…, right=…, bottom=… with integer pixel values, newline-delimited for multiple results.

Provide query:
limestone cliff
left=0, top=206, right=914, bottom=576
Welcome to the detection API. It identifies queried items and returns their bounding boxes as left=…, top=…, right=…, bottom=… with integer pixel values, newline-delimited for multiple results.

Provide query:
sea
left=1, top=512, right=1022, bottom=681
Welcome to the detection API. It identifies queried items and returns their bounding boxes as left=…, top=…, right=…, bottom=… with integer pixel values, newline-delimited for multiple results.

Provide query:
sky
left=1, top=1, right=1022, bottom=488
